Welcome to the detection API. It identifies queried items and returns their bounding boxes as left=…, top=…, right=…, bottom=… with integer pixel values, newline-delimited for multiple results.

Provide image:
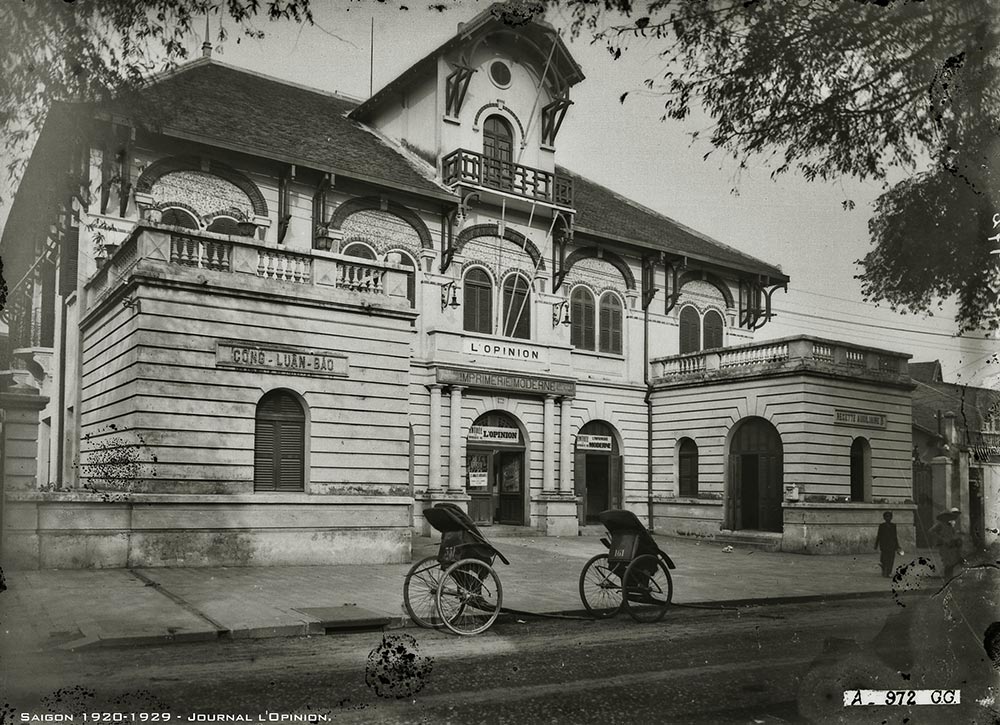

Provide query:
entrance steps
left=712, top=530, right=783, bottom=552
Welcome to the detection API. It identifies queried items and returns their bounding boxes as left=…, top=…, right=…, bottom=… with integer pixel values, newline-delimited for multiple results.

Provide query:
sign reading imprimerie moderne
left=217, top=340, right=348, bottom=378
left=437, top=366, right=575, bottom=396
left=834, top=409, right=887, bottom=429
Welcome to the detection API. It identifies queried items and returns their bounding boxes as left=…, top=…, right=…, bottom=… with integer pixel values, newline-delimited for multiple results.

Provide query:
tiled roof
left=908, top=360, right=943, bottom=383
left=107, top=60, right=452, bottom=199
left=911, top=378, right=1000, bottom=437
left=559, top=166, right=787, bottom=281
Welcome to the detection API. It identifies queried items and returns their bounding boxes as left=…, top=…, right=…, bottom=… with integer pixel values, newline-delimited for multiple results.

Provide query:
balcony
left=84, top=223, right=411, bottom=312
left=651, top=336, right=912, bottom=387
left=442, top=149, right=574, bottom=208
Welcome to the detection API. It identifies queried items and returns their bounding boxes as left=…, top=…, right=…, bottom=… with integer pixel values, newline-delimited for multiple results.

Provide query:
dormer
left=350, top=3, right=583, bottom=211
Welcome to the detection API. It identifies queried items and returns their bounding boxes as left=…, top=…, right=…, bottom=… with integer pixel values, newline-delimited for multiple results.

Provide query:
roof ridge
left=142, top=57, right=365, bottom=106
left=558, top=164, right=783, bottom=275
left=351, top=118, right=454, bottom=195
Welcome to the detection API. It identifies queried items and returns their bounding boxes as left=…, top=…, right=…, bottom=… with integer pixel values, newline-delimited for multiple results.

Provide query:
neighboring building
left=0, top=4, right=916, bottom=568
left=910, top=360, right=999, bottom=548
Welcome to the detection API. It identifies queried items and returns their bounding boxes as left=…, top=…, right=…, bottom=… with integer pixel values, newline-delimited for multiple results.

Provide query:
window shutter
left=254, top=419, right=277, bottom=491
left=570, top=291, right=584, bottom=348
left=464, top=270, right=493, bottom=334
left=503, top=276, right=531, bottom=339
left=703, top=310, right=724, bottom=349
left=276, top=420, right=305, bottom=492
left=679, top=307, right=701, bottom=354
left=599, top=295, right=622, bottom=354
left=60, top=226, right=79, bottom=297
left=570, top=288, right=595, bottom=350
left=583, top=292, right=595, bottom=350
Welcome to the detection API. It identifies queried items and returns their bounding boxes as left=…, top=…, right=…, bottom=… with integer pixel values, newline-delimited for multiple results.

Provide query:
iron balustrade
left=442, top=149, right=574, bottom=207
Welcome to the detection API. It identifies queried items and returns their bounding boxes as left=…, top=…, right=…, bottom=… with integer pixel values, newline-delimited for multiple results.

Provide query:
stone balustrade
left=85, top=223, right=409, bottom=310
left=651, top=335, right=911, bottom=384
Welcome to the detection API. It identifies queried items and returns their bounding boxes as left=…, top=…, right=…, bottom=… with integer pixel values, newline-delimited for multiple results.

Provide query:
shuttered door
left=463, top=270, right=492, bottom=334
left=570, top=288, right=595, bottom=350
left=574, top=451, right=587, bottom=523
left=254, top=391, right=305, bottom=492
left=609, top=454, right=622, bottom=510
left=679, top=306, right=701, bottom=353
left=703, top=310, right=724, bottom=350
left=599, top=295, right=622, bottom=354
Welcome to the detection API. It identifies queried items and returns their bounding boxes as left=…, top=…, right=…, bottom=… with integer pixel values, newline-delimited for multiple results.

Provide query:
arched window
left=679, top=306, right=701, bottom=354
left=850, top=437, right=871, bottom=502
left=483, top=115, right=514, bottom=190
left=678, top=438, right=699, bottom=497
left=160, top=207, right=199, bottom=229
left=502, top=274, right=531, bottom=339
left=464, top=268, right=493, bottom=334
left=570, top=287, right=595, bottom=351
left=385, top=250, right=416, bottom=307
left=254, top=390, right=305, bottom=492
left=703, top=309, right=724, bottom=350
left=599, top=293, right=623, bottom=354
left=206, top=216, right=241, bottom=236
left=342, top=241, right=377, bottom=260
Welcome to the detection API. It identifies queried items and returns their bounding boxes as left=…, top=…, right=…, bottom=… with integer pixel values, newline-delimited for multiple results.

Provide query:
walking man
left=929, top=508, right=964, bottom=579
left=874, top=511, right=900, bottom=577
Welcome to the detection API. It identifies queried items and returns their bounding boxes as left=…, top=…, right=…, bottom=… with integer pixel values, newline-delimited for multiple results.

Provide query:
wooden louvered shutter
left=570, top=288, right=595, bottom=350
left=582, top=292, right=595, bottom=350
left=703, top=310, right=724, bottom=350
left=464, top=270, right=492, bottom=334
left=609, top=454, right=622, bottom=509
left=599, top=294, right=622, bottom=354
left=60, top=226, right=79, bottom=297
left=679, top=306, right=701, bottom=354
left=254, top=391, right=305, bottom=492
left=503, top=276, right=530, bottom=339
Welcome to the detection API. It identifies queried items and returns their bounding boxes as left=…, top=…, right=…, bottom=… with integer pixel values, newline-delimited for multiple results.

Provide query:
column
left=559, top=397, right=573, bottom=494
left=448, top=386, right=465, bottom=493
left=427, top=384, right=443, bottom=492
left=543, top=395, right=556, bottom=493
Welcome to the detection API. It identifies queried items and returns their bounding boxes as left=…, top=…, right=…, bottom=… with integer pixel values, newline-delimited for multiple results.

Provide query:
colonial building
left=0, top=4, right=916, bottom=567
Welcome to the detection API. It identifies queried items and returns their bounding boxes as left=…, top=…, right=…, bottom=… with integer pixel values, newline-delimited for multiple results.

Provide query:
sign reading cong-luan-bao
left=217, top=340, right=348, bottom=378
left=437, top=366, right=576, bottom=396
left=833, top=409, right=887, bottom=429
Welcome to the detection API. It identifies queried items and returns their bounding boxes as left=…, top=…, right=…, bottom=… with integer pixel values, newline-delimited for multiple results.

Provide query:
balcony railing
left=442, top=149, right=574, bottom=207
left=652, top=336, right=911, bottom=384
left=85, top=224, right=409, bottom=310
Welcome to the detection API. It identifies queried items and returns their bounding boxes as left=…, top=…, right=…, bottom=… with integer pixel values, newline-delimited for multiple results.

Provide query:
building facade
left=0, top=4, right=916, bottom=567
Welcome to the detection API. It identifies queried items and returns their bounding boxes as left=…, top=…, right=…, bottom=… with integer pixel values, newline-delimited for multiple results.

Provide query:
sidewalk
left=0, top=534, right=936, bottom=653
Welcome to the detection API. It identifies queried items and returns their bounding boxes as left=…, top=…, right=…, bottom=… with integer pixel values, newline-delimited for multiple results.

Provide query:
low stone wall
left=651, top=498, right=723, bottom=540
left=782, top=502, right=917, bottom=555
left=2, top=492, right=412, bottom=569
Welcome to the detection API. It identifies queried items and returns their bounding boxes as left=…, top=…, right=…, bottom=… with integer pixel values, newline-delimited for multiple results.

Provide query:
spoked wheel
left=403, top=555, right=446, bottom=628
left=436, top=558, right=503, bottom=636
left=579, top=553, right=624, bottom=618
left=623, top=554, right=672, bottom=623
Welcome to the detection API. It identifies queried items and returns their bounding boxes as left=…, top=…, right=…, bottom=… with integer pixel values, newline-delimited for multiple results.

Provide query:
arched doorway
left=466, top=411, right=526, bottom=526
left=574, top=421, right=622, bottom=524
left=727, top=417, right=783, bottom=532
left=254, top=390, right=306, bottom=492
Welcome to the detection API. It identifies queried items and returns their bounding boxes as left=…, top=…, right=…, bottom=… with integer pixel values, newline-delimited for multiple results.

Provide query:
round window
left=489, top=60, right=512, bottom=88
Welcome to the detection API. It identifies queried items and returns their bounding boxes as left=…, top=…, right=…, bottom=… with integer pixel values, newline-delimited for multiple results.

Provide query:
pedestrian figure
left=874, top=511, right=900, bottom=577
left=928, top=508, right=964, bottom=579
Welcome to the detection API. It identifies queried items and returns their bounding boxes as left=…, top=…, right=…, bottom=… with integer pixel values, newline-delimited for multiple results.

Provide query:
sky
left=3, top=0, right=998, bottom=386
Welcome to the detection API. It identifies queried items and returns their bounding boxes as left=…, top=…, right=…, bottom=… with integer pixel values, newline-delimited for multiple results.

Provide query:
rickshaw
left=403, top=503, right=510, bottom=636
left=578, top=509, right=676, bottom=623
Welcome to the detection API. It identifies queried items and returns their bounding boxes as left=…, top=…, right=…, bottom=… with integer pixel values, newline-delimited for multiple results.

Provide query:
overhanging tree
left=556, top=0, right=1000, bottom=331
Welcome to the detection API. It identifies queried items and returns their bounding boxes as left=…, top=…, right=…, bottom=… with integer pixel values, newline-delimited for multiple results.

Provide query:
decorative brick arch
left=456, top=223, right=545, bottom=271
left=679, top=271, right=735, bottom=309
left=473, top=103, right=526, bottom=138
left=328, top=196, right=433, bottom=250
left=563, top=247, right=636, bottom=290
left=135, top=155, right=268, bottom=217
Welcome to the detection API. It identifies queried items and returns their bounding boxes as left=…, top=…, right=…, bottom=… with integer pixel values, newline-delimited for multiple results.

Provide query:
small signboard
left=468, top=425, right=521, bottom=444
left=468, top=471, right=488, bottom=488
left=216, top=340, right=348, bottom=378
left=834, top=409, right=887, bottom=429
left=577, top=434, right=613, bottom=451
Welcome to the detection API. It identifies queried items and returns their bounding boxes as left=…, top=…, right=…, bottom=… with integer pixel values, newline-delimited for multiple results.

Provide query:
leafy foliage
left=0, top=0, right=314, bottom=195
left=556, top=0, right=1000, bottom=330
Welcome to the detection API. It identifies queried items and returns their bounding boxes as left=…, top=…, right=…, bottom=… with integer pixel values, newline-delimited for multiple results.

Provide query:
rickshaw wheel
left=579, top=553, right=624, bottom=618
left=403, top=555, right=446, bottom=628
left=436, top=558, right=503, bottom=636
left=623, top=554, right=672, bottom=623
